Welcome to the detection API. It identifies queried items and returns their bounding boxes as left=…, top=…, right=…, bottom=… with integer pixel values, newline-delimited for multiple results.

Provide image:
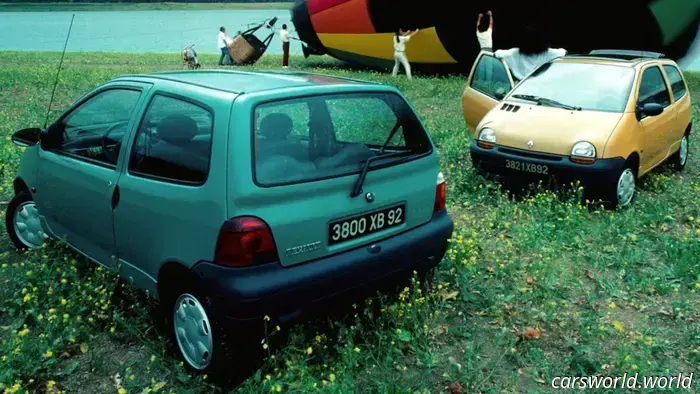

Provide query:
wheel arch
left=13, top=177, right=30, bottom=196
left=625, top=151, right=641, bottom=174
left=157, top=260, right=200, bottom=302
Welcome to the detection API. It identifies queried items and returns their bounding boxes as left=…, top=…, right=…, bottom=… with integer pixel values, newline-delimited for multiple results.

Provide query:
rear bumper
left=192, top=210, right=454, bottom=322
left=470, top=141, right=625, bottom=188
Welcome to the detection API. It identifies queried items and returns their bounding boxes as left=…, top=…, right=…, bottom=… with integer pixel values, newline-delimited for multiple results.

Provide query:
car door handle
left=111, top=185, right=120, bottom=210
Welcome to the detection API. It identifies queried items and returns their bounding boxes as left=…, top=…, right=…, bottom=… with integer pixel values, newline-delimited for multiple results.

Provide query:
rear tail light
left=214, top=216, right=279, bottom=268
left=435, top=172, right=447, bottom=212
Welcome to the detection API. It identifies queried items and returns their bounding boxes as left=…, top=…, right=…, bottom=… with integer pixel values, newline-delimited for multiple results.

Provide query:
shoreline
left=0, top=2, right=293, bottom=12
left=1, top=50, right=699, bottom=72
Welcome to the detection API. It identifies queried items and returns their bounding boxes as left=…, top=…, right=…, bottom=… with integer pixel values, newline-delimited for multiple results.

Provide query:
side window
left=470, top=55, right=512, bottom=99
left=129, top=95, right=213, bottom=184
left=57, top=89, right=141, bottom=166
left=663, top=65, right=687, bottom=101
left=638, top=66, right=671, bottom=108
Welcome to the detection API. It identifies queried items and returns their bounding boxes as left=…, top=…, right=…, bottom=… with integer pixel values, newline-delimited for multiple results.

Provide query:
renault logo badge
left=527, top=140, right=534, bottom=149
left=365, top=192, right=375, bottom=203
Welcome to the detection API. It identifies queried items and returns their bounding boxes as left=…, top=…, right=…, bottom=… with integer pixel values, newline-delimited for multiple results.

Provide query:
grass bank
left=0, top=51, right=699, bottom=394
left=0, top=2, right=292, bottom=12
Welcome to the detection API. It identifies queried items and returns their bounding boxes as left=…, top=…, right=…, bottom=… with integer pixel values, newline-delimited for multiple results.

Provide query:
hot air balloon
left=290, top=0, right=700, bottom=73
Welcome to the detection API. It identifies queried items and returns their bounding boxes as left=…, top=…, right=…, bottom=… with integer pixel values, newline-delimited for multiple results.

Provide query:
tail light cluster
left=214, top=216, right=279, bottom=268
left=435, top=171, right=447, bottom=212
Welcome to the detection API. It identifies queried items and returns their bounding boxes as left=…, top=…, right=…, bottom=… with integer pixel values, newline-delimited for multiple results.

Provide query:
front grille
left=498, top=147, right=564, bottom=162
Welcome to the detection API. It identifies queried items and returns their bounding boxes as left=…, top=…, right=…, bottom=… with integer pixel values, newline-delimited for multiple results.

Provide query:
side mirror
left=494, top=88, right=506, bottom=100
left=39, top=123, right=63, bottom=151
left=638, top=102, right=664, bottom=119
left=11, top=128, right=42, bottom=147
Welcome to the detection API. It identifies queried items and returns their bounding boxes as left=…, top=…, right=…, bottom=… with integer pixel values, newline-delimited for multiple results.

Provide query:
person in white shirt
left=476, top=10, right=494, bottom=51
left=494, top=26, right=567, bottom=81
left=217, top=26, right=233, bottom=66
left=392, top=28, right=419, bottom=80
left=280, top=24, right=297, bottom=68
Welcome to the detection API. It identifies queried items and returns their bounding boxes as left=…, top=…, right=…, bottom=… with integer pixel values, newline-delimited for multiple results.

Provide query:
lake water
left=0, top=10, right=303, bottom=56
left=0, top=10, right=699, bottom=70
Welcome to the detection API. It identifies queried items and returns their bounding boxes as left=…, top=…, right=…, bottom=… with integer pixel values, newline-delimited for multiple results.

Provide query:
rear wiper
left=350, top=151, right=412, bottom=198
left=512, top=94, right=582, bottom=111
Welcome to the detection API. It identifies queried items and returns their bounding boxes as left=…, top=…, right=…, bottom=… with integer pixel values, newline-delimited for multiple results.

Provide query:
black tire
left=5, top=191, right=46, bottom=250
left=161, top=280, right=260, bottom=384
left=419, top=267, right=437, bottom=292
left=669, top=133, right=689, bottom=171
left=606, top=163, right=637, bottom=209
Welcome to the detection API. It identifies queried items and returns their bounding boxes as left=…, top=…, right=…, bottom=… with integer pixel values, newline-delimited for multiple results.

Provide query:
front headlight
left=571, top=141, right=596, bottom=157
left=478, top=128, right=497, bottom=143
left=571, top=141, right=596, bottom=164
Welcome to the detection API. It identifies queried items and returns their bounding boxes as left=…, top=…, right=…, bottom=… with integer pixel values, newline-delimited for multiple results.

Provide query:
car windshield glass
left=253, top=92, right=431, bottom=186
left=508, top=62, right=635, bottom=112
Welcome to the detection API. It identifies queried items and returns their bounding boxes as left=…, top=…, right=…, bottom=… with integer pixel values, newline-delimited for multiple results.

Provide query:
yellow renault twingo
left=462, top=49, right=692, bottom=208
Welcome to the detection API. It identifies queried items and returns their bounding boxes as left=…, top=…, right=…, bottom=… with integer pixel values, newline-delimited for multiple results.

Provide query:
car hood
left=480, top=101, right=624, bottom=157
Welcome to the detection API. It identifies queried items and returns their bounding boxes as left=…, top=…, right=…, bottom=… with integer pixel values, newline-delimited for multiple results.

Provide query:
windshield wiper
left=350, top=151, right=412, bottom=198
left=512, top=94, right=582, bottom=111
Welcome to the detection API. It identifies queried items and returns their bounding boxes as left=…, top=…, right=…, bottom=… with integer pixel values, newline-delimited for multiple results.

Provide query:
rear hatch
left=235, top=90, right=438, bottom=267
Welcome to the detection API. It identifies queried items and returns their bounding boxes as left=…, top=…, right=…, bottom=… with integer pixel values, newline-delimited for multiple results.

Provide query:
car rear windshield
left=509, top=62, right=636, bottom=112
left=253, top=92, right=432, bottom=186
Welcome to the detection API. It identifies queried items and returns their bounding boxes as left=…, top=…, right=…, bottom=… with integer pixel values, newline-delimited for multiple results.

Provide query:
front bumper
left=192, top=210, right=454, bottom=323
left=470, top=141, right=625, bottom=188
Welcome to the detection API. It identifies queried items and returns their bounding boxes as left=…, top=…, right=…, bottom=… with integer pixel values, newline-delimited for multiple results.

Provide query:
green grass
left=0, top=2, right=293, bottom=12
left=0, top=51, right=699, bottom=394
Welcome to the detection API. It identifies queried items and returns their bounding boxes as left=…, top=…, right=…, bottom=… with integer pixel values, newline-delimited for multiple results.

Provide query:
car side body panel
left=112, top=79, right=236, bottom=294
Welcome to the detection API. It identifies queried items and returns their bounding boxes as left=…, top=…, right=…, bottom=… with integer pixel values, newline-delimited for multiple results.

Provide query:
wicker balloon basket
left=228, top=35, right=256, bottom=64
left=226, top=18, right=277, bottom=65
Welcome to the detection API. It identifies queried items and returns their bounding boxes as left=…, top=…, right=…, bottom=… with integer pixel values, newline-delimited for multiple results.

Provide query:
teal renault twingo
left=6, top=70, right=454, bottom=374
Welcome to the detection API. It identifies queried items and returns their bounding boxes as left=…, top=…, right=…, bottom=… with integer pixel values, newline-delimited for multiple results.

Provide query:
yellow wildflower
left=354, top=347, right=360, bottom=353
left=45, top=349, right=53, bottom=358
left=307, top=347, right=313, bottom=355
left=613, top=321, right=625, bottom=332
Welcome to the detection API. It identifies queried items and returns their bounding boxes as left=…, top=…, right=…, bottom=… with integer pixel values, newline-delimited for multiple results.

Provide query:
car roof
left=553, top=49, right=679, bottom=69
left=113, top=70, right=381, bottom=95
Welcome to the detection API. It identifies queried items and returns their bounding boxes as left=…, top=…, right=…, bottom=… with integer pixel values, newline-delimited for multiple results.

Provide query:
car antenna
left=44, top=13, right=75, bottom=129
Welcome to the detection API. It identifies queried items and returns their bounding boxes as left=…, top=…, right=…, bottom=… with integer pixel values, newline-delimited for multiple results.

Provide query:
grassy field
left=0, top=2, right=292, bottom=12
left=0, top=51, right=699, bottom=394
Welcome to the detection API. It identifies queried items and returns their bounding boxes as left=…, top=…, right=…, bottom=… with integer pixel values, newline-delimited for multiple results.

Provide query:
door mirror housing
left=11, top=128, right=42, bottom=147
left=39, top=123, right=63, bottom=151
left=637, top=102, right=664, bottom=119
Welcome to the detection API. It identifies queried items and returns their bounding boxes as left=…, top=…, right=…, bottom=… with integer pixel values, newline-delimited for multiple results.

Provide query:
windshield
left=253, top=92, right=431, bottom=186
left=507, top=62, right=635, bottom=112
